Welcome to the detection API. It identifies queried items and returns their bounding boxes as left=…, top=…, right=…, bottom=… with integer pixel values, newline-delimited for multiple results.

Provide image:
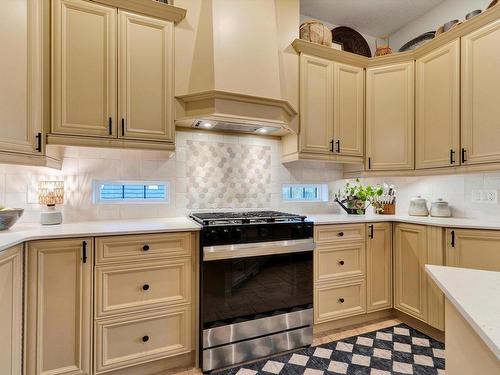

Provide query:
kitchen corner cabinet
left=366, top=223, right=392, bottom=312
left=0, top=246, right=23, bottom=375
left=416, top=40, right=460, bottom=169
left=299, top=54, right=364, bottom=159
left=446, top=229, right=500, bottom=271
left=0, top=0, right=43, bottom=156
left=366, top=62, right=414, bottom=171
left=461, top=19, right=500, bottom=165
left=51, top=0, right=175, bottom=148
left=25, top=238, right=93, bottom=375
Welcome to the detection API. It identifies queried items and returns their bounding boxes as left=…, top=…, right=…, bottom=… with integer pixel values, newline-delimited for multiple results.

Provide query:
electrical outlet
left=471, top=189, right=498, bottom=204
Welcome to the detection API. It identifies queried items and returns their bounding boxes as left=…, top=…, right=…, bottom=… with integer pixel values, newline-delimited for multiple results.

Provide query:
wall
left=389, top=0, right=492, bottom=51
left=299, top=14, right=377, bottom=56
left=0, top=130, right=343, bottom=224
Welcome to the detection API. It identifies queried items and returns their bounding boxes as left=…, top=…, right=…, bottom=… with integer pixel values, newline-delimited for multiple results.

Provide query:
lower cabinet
left=446, top=229, right=500, bottom=271
left=0, top=245, right=23, bottom=375
left=25, top=238, right=93, bottom=375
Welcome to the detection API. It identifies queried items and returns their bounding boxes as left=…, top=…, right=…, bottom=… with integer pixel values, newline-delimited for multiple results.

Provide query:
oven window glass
left=202, top=252, right=312, bottom=329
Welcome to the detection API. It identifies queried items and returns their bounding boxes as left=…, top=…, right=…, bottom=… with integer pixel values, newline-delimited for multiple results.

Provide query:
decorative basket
left=375, top=38, right=392, bottom=56
left=300, top=20, right=332, bottom=47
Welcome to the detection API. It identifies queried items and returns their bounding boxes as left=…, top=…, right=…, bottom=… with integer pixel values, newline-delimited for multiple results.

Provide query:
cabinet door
left=25, top=239, right=93, bottom=375
left=416, top=40, right=460, bottom=169
left=299, top=54, right=334, bottom=154
left=462, top=19, right=500, bottom=165
left=394, top=223, right=427, bottom=322
left=446, top=229, right=500, bottom=271
left=0, top=246, right=23, bottom=375
left=366, top=62, right=414, bottom=170
left=118, top=11, right=174, bottom=142
left=0, top=0, right=42, bottom=155
left=366, top=223, right=392, bottom=312
left=52, top=0, right=117, bottom=137
left=333, top=62, right=364, bottom=156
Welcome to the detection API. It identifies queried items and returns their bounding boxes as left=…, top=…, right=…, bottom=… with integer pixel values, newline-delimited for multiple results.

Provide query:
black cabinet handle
left=143, top=244, right=150, bottom=251
left=142, top=284, right=150, bottom=291
left=450, top=149, right=455, bottom=164
left=338, top=298, right=345, bottom=303
left=330, top=139, right=334, bottom=153
left=108, top=117, right=113, bottom=135
left=451, top=230, right=455, bottom=248
left=121, top=118, right=125, bottom=136
left=368, top=157, right=371, bottom=170
left=338, top=232, right=344, bottom=237
left=369, top=224, right=374, bottom=239
left=338, top=260, right=345, bottom=266
left=142, top=335, right=149, bottom=343
left=82, top=241, right=88, bottom=264
left=336, top=140, right=340, bottom=153
left=461, top=148, right=467, bottom=163
left=35, top=132, right=42, bottom=152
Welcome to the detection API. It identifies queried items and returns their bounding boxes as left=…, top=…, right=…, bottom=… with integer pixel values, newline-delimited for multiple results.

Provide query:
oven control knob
left=208, top=229, right=219, bottom=242
left=231, top=228, right=242, bottom=241
left=258, top=227, right=270, bottom=238
left=222, top=228, right=232, bottom=240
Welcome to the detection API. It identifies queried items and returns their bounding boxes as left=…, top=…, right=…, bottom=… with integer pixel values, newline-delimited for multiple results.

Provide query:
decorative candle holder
left=38, top=181, right=64, bottom=225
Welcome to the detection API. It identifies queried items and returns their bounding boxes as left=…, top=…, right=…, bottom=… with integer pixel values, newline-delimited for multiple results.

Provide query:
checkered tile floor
left=213, top=324, right=445, bottom=375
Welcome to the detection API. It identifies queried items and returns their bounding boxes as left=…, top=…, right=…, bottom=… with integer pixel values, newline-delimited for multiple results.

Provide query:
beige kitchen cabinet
left=118, top=10, right=174, bottom=142
left=25, top=238, right=93, bottom=375
left=0, top=0, right=43, bottom=156
left=366, top=223, right=392, bottom=312
left=461, top=19, right=500, bottom=166
left=52, top=0, right=117, bottom=137
left=0, top=246, right=23, bottom=375
left=315, top=279, right=366, bottom=323
left=416, top=40, right=460, bottom=169
left=366, top=62, right=414, bottom=171
left=446, top=229, right=500, bottom=271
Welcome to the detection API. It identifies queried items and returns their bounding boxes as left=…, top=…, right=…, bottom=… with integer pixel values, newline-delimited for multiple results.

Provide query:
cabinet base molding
left=103, top=351, right=195, bottom=375
left=282, top=151, right=364, bottom=164
left=0, top=150, right=62, bottom=169
left=313, top=309, right=392, bottom=335
left=47, top=134, right=175, bottom=152
left=393, top=310, right=445, bottom=343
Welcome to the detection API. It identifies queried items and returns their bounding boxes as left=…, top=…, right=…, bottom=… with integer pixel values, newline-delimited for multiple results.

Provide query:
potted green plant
left=334, top=179, right=384, bottom=215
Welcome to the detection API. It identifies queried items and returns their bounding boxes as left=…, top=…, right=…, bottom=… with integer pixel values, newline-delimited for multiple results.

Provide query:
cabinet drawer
left=96, top=232, right=193, bottom=264
left=315, top=224, right=365, bottom=244
left=94, top=307, right=191, bottom=373
left=314, top=279, right=366, bottom=323
left=315, top=242, right=365, bottom=282
left=95, top=259, right=191, bottom=318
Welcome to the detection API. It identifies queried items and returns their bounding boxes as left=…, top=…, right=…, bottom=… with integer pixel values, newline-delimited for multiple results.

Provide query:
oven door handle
left=203, top=238, right=315, bottom=261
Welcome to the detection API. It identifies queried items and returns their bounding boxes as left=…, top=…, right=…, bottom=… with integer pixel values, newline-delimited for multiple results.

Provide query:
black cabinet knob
left=143, top=244, right=150, bottom=251
left=338, top=260, right=345, bottom=265
left=338, top=232, right=344, bottom=237
left=142, top=284, right=150, bottom=291
left=142, top=335, right=149, bottom=342
left=339, top=298, right=345, bottom=303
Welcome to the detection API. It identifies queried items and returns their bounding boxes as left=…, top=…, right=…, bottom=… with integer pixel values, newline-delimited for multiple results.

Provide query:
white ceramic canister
left=408, top=196, right=429, bottom=216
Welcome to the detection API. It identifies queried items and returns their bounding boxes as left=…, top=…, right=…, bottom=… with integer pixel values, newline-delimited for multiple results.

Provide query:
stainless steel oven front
left=201, top=238, right=314, bottom=372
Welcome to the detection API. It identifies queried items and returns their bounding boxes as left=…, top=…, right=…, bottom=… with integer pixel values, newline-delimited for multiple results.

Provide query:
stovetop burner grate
left=190, top=210, right=306, bottom=225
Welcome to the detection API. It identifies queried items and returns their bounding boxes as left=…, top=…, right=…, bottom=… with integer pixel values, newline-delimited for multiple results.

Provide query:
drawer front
left=95, top=307, right=191, bottom=373
left=314, top=279, right=366, bottom=323
left=315, top=224, right=365, bottom=244
left=95, top=259, right=191, bottom=318
left=315, top=243, right=365, bottom=282
left=96, top=232, right=193, bottom=265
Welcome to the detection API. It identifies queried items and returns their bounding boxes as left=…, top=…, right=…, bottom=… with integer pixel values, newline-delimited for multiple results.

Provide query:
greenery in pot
left=334, top=178, right=384, bottom=214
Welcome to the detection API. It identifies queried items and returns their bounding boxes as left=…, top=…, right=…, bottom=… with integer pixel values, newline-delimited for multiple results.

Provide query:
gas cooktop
left=190, top=210, right=307, bottom=226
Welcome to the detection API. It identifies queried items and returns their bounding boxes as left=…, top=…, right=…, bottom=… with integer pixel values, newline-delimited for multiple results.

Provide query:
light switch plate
left=471, top=189, right=498, bottom=204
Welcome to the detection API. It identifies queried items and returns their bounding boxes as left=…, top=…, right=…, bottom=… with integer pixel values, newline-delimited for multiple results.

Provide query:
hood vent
left=174, top=0, right=299, bottom=136
left=193, top=120, right=279, bottom=135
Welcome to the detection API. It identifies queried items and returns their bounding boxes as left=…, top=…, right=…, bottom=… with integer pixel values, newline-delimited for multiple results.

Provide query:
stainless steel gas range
left=190, top=211, right=315, bottom=372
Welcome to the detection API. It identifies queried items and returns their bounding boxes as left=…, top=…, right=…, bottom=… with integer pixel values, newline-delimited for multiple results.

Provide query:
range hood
left=174, top=0, right=299, bottom=135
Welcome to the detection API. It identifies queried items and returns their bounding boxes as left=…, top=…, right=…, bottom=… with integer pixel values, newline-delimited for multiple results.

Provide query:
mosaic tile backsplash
left=186, top=140, right=271, bottom=209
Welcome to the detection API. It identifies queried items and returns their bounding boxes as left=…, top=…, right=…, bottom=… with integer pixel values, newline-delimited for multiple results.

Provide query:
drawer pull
left=338, top=232, right=344, bottom=237
left=338, top=298, right=345, bottom=304
left=142, top=284, right=150, bottom=291
left=338, top=260, right=345, bottom=265
left=142, top=335, right=149, bottom=343
left=142, top=244, right=150, bottom=251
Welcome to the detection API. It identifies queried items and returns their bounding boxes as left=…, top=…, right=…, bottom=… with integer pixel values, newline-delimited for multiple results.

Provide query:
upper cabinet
left=416, top=40, right=460, bottom=169
left=50, top=0, right=183, bottom=151
left=366, top=62, right=414, bottom=171
left=461, top=19, right=500, bottom=166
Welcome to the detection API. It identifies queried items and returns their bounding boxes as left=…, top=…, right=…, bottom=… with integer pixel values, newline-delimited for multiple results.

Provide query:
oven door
left=202, top=239, right=314, bottom=331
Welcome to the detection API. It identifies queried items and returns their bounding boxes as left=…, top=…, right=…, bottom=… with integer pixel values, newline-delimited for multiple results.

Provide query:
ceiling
left=300, top=0, right=445, bottom=37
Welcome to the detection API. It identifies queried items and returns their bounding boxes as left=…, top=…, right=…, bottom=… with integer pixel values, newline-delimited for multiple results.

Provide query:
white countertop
left=308, top=213, right=500, bottom=230
left=0, top=217, right=201, bottom=252
left=425, top=265, right=500, bottom=360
